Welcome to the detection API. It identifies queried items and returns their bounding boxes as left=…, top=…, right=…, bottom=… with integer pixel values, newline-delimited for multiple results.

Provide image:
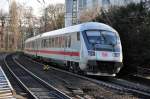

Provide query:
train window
left=41, top=40, right=43, bottom=48
left=45, top=39, right=47, bottom=48
left=65, top=36, right=67, bottom=48
left=58, top=37, right=60, bottom=48
left=54, top=37, right=55, bottom=47
left=61, top=36, right=65, bottom=48
left=61, top=37, right=63, bottom=48
left=50, top=38, right=53, bottom=47
left=45, top=39, right=48, bottom=48
left=33, top=41, right=35, bottom=48
left=47, top=39, right=48, bottom=47
left=41, top=40, right=42, bottom=48
left=44, top=40, right=46, bottom=48
left=53, top=38, right=54, bottom=47
left=33, top=41, right=34, bottom=48
left=55, top=37, right=58, bottom=48
left=57, top=37, right=59, bottom=48
left=52, top=38, right=54, bottom=47
left=68, top=36, right=71, bottom=47
left=32, top=42, right=34, bottom=48
left=58, top=37, right=59, bottom=48
left=49, top=38, right=51, bottom=48
left=54, top=37, right=56, bottom=48
left=57, top=37, right=60, bottom=48
left=42, top=40, right=44, bottom=48
left=43, top=39, right=46, bottom=48
left=59, top=37, right=61, bottom=48
left=31, top=42, right=33, bottom=48
left=86, top=30, right=117, bottom=45
left=86, top=31, right=101, bottom=44
left=53, top=37, right=56, bottom=48
left=77, top=32, right=80, bottom=41
left=58, top=36, right=62, bottom=48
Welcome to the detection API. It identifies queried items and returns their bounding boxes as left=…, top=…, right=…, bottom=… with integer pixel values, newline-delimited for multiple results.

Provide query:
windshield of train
left=86, top=30, right=117, bottom=46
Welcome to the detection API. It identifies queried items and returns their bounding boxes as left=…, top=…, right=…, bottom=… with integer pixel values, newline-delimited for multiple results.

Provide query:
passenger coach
left=24, top=22, right=123, bottom=76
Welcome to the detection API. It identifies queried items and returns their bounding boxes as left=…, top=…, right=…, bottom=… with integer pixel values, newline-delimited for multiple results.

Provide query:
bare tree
left=12, top=3, right=35, bottom=48
left=0, top=9, right=7, bottom=51
left=24, top=7, right=34, bottom=37
left=9, top=0, right=19, bottom=50
left=40, top=3, right=65, bottom=32
left=79, top=6, right=101, bottom=23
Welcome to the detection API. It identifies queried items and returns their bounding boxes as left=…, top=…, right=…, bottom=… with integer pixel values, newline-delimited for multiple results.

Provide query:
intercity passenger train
left=24, top=22, right=123, bottom=76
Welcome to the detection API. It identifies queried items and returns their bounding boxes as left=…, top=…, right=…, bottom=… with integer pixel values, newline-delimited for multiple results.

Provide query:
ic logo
left=102, top=52, right=108, bottom=57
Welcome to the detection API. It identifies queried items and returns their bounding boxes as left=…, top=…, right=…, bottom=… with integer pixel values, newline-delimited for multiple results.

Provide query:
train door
left=35, top=39, right=39, bottom=57
left=70, top=32, right=80, bottom=65
left=64, top=34, right=71, bottom=65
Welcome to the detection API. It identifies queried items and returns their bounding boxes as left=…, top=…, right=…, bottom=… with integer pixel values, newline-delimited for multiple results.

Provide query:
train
left=24, top=22, right=123, bottom=76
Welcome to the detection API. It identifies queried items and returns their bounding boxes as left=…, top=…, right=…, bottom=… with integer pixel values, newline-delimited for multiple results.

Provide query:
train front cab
left=80, top=30, right=123, bottom=76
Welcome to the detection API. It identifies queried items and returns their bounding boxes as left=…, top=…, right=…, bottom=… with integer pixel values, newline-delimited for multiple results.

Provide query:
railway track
left=123, top=66, right=150, bottom=86
left=4, top=54, right=71, bottom=99
left=123, top=74, right=150, bottom=86
left=17, top=53, right=150, bottom=99
left=0, top=66, right=15, bottom=99
left=97, top=77, right=150, bottom=98
left=0, top=53, right=30, bottom=99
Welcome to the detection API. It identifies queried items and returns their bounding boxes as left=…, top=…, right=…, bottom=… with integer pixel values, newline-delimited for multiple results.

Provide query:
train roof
left=25, top=22, right=117, bottom=43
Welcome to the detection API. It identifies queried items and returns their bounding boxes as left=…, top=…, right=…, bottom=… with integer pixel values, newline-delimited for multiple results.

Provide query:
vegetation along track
left=97, top=76, right=150, bottom=99
left=4, top=54, right=71, bottom=99
left=120, top=66, right=150, bottom=87
left=14, top=53, right=150, bottom=99
left=122, top=74, right=150, bottom=87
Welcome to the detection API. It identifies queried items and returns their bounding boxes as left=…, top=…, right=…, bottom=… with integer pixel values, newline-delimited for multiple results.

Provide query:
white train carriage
left=24, top=22, right=123, bottom=76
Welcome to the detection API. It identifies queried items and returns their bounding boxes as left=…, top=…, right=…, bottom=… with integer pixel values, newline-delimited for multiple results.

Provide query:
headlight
left=88, top=51, right=95, bottom=56
left=113, top=53, right=120, bottom=57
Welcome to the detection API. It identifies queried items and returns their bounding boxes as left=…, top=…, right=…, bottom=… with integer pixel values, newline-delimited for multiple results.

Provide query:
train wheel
left=67, top=61, right=73, bottom=72
left=73, top=62, right=80, bottom=74
left=69, top=66, right=74, bottom=72
left=67, top=61, right=83, bottom=74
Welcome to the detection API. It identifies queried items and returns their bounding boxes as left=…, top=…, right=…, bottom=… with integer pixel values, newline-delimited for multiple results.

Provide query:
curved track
left=97, top=76, right=150, bottom=98
left=122, top=74, right=150, bottom=86
left=0, top=53, right=29, bottom=98
left=4, top=54, right=71, bottom=99
left=21, top=53, right=150, bottom=99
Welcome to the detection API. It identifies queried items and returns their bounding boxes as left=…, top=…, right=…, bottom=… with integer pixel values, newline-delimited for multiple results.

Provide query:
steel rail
left=5, top=54, right=71, bottom=99
left=13, top=57, right=71, bottom=99
left=4, top=54, right=38, bottom=99
left=24, top=55, right=150, bottom=98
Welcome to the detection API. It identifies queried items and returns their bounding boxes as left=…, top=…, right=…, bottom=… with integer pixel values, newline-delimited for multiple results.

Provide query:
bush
left=95, top=3, right=150, bottom=74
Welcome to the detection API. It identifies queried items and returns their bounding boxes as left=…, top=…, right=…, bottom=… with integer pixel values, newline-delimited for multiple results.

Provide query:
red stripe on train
left=25, top=49, right=80, bottom=56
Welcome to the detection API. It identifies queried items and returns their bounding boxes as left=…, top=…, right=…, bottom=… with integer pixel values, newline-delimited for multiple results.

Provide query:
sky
left=0, top=0, right=65, bottom=16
